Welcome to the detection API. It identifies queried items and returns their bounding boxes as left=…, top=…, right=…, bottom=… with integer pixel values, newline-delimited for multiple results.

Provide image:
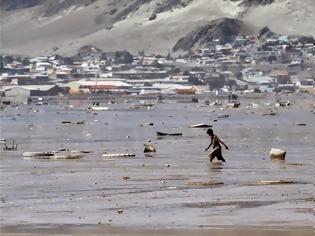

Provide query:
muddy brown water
left=0, top=94, right=314, bottom=229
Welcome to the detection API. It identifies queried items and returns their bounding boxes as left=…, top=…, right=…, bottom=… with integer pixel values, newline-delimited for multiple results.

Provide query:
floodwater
left=0, top=94, right=314, bottom=230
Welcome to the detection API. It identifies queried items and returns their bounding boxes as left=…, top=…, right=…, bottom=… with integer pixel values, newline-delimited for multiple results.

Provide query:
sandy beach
left=0, top=93, right=314, bottom=235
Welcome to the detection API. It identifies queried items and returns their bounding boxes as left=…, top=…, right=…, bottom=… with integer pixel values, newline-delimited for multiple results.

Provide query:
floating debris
left=189, top=123, right=212, bottom=128
left=210, top=100, right=222, bottom=106
left=256, top=180, right=295, bottom=185
left=269, top=148, right=286, bottom=160
left=226, top=102, right=240, bottom=108
left=186, top=181, right=224, bottom=187
left=285, top=163, right=305, bottom=166
left=23, top=152, right=55, bottom=157
left=23, top=151, right=83, bottom=160
left=217, top=114, right=229, bottom=119
left=296, top=123, right=307, bottom=126
left=3, top=140, right=17, bottom=151
left=192, top=98, right=199, bottom=103
left=102, top=153, right=136, bottom=158
left=139, top=122, right=154, bottom=127
left=87, top=106, right=109, bottom=111
left=156, top=132, right=182, bottom=136
left=276, top=101, right=291, bottom=107
left=144, top=144, right=156, bottom=153
left=61, top=120, right=85, bottom=125
left=263, top=111, right=276, bottom=116
left=79, top=150, right=93, bottom=154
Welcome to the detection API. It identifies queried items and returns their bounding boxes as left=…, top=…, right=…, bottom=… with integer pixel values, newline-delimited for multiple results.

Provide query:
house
left=269, top=69, right=291, bottom=84
left=1, top=74, right=33, bottom=85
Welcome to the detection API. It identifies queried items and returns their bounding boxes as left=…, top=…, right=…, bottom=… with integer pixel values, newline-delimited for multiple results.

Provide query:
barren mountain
left=1, top=0, right=314, bottom=56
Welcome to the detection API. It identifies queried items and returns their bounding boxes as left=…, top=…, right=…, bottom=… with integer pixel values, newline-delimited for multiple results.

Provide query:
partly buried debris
left=269, top=148, right=286, bottom=160
left=156, top=131, right=182, bottom=136
left=189, top=123, right=212, bottom=128
left=186, top=181, right=224, bottom=187
left=102, top=153, right=136, bottom=158
left=23, top=150, right=84, bottom=160
left=256, top=180, right=295, bottom=185
left=3, top=139, right=17, bottom=151
left=144, top=144, right=156, bottom=153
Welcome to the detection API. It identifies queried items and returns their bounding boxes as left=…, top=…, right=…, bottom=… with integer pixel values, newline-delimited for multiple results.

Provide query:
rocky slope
left=1, top=0, right=314, bottom=56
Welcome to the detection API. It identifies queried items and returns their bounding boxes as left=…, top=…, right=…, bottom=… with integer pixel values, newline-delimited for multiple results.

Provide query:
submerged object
left=156, top=132, right=182, bottom=136
left=189, top=123, right=212, bottom=128
left=269, top=148, right=286, bottom=160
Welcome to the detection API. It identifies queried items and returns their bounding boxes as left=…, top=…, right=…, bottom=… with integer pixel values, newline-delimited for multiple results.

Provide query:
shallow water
left=0, top=94, right=314, bottom=228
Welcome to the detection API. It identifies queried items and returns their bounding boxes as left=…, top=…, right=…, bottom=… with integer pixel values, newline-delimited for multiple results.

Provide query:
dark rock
left=173, top=18, right=248, bottom=51
left=258, top=26, right=276, bottom=39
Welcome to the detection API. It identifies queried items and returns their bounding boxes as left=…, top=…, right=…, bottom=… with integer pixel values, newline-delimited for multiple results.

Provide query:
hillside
left=1, top=0, right=314, bottom=56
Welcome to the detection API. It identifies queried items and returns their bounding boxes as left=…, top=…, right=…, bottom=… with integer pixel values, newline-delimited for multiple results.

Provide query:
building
left=67, top=80, right=133, bottom=94
left=2, top=85, right=67, bottom=97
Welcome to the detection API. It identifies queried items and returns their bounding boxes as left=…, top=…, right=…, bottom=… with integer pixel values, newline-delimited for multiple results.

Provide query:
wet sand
left=0, top=93, right=314, bottom=235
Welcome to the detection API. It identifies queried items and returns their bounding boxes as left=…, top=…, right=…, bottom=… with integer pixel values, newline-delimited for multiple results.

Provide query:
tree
left=138, top=50, right=145, bottom=57
left=62, top=57, right=73, bottom=65
left=22, top=57, right=30, bottom=65
left=3, top=55, right=14, bottom=65
left=114, top=51, right=133, bottom=64
left=0, top=55, right=4, bottom=70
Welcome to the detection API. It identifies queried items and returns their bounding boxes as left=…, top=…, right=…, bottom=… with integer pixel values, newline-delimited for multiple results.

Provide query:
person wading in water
left=205, top=128, right=228, bottom=162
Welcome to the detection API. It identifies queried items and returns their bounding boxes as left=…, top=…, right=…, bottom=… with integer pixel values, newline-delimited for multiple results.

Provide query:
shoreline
left=1, top=225, right=313, bottom=236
